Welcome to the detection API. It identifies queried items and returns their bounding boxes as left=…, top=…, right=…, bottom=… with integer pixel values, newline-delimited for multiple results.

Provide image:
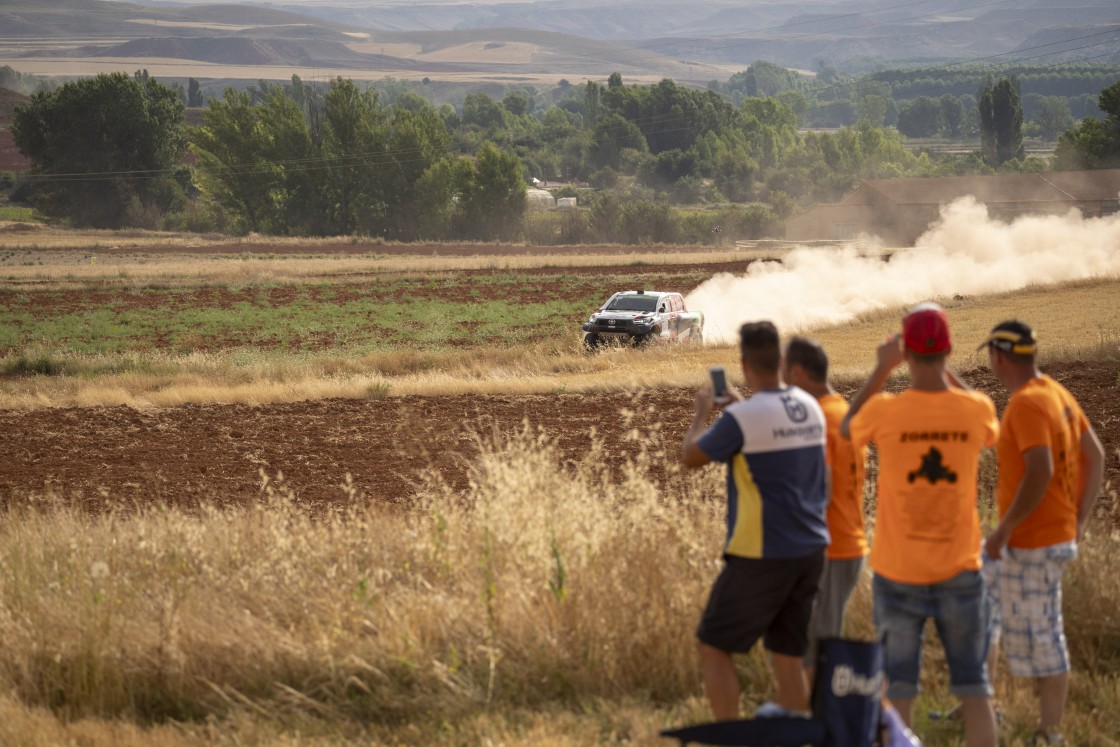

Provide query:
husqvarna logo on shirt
left=781, top=394, right=809, bottom=423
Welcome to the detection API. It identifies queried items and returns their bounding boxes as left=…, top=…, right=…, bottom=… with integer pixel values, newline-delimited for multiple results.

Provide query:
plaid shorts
left=984, top=540, right=1077, bottom=678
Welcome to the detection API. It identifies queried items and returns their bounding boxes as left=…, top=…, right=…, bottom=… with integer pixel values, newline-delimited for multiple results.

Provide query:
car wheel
left=633, top=328, right=658, bottom=347
left=691, top=326, right=704, bottom=344
left=584, top=333, right=601, bottom=351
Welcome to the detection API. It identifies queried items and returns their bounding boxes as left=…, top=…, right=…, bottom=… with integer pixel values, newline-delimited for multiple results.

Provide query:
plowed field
left=4, top=361, right=1117, bottom=517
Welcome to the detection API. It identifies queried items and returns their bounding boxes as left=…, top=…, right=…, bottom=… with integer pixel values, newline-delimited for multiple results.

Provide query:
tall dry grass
left=0, top=428, right=725, bottom=743
left=1, top=432, right=1117, bottom=745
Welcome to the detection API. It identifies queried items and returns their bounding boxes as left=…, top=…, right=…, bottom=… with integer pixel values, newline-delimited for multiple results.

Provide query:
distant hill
left=0, top=0, right=1116, bottom=83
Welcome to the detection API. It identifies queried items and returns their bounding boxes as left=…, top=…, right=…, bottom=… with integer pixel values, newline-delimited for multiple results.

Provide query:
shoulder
left=957, top=388, right=996, bottom=414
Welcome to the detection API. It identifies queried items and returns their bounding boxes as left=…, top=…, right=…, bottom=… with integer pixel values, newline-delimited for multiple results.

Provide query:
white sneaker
left=754, top=701, right=811, bottom=719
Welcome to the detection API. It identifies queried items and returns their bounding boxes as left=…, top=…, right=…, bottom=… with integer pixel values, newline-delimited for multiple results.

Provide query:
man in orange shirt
left=783, top=337, right=868, bottom=680
left=980, top=320, right=1105, bottom=746
left=840, top=302, right=999, bottom=747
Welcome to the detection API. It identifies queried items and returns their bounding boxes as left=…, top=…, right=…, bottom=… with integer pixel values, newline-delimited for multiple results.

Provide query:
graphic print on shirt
left=781, top=393, right=809, bottom=423
left=906, top=446, right=959, bottom=485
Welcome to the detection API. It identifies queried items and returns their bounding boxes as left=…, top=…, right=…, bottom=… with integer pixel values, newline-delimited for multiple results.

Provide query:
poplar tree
left=978, top=76, right=1024, bottom=166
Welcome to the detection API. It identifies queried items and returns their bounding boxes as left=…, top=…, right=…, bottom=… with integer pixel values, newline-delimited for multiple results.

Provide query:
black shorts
left=696, top=550, right=825, bottom=657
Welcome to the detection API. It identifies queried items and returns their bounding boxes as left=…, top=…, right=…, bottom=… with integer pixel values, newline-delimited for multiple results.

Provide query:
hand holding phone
left=709, top=366, right=730, bottom=405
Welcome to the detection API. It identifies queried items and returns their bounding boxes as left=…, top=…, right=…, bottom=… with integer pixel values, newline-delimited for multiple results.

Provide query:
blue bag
left=811, top=637, right=883, bottom=747
left=662, top=637, right=899, bottom=747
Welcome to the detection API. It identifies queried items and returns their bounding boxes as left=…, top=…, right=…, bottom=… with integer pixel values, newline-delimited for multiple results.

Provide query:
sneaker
left=928, top=702, right=1003, bottom=724
left=754, top=701, right=811, bottom=719
left=1033, top=730, right=1065, bottom=745
left=927, top=703, right=961, bottom=721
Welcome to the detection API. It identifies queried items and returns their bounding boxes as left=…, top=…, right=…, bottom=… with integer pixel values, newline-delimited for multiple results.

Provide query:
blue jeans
left=873, top=570, right=992, bottom=700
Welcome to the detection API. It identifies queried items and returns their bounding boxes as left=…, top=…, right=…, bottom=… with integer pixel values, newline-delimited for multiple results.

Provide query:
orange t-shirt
left=819, top=393, right=868, bottom=559
left=997, top=376, right=1090, bottom=549
left=850, top=388, right=998, bottom=585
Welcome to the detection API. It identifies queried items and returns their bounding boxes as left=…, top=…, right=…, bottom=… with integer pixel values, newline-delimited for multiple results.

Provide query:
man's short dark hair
left=785, top=336, right=828, bottom=383
left=739, top=321, right=780, bottom=374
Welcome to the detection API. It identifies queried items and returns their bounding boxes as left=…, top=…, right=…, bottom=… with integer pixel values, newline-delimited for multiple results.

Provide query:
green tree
left=855, top=79, right=890, bottom=127
left=191, top=87, right=314, bottom=234
left=461, top=92, right=506, bottom=130
left=382, top=107, right=454, bottom=240
left=939, top=94, right=964, bottom=137
left=321, top=77, right=387, bottom=234
left=896, top=96, right=945, bottom=137
left=11, top=72, right=186, bottom=227
left=1053, top=80, right=1120, bottom=169
left=1033, top=96, right=1074, bottom=141
left=187, top=78, right=204, bottom=107
left=978, top=76, right=1024, bottom=167
left=455, top=142, right=527, bottom=240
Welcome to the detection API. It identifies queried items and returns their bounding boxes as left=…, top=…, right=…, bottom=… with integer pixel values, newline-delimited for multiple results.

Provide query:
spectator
left=783, top=337, right=868, bottom=681
left=840, top=302, right=999, bottom=747
left=980, top=320, right=1105, bottom=746
left=681, top=321, right=829, bottom=720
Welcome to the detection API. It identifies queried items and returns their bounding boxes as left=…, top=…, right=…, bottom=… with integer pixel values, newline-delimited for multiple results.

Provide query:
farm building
left=785, top=169, right=1120, bottom=246
left=526, top=188, right=556, bottom=209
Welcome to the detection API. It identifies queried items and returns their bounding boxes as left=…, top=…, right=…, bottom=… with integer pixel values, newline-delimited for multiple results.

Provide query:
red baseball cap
left=902, top=302, right=951, bottom=354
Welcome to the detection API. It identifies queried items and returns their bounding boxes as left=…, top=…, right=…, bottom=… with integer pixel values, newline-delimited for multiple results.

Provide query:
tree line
left=8, top=69, right=1120, bottom=240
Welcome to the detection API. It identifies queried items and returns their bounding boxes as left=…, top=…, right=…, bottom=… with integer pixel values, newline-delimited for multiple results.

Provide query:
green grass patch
left=0, top=205, right=43, bottom=222
left=0, top=272, right=656, bottom=359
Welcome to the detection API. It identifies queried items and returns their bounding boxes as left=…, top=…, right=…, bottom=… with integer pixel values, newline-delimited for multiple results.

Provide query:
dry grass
left=0, top=431, right=1116, bottom=746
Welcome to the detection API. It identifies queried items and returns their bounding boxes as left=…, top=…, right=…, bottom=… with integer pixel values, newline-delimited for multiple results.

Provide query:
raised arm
left=840, top=334, right=905, bottom=440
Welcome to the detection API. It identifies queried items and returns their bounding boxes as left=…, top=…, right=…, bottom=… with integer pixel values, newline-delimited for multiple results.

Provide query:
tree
left=896, top=97, right=945, bottom=138
left=321, top=77, right=387, bottom=234
left=1053, top=80, right=1120, bottom=170
left=939, top=94, right=964, bottom=137
left=187, top=78, right=204, bottom=107
left=461, top=92, right=506, bottom=130
left=191, top=87, right=308, bottom=234
left=11, top=71, right=186, bottom=227
left=455, top=142, right=526, bottom=241
left=855, top=79, right=890, bottom=127
left=1033, top=96, right=1074, bottom=141
left=978, top=76, right=1024, bottom=167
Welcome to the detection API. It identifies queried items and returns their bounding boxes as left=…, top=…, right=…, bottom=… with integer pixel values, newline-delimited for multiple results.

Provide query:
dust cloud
left=688, top=197, right=1120, bottom=343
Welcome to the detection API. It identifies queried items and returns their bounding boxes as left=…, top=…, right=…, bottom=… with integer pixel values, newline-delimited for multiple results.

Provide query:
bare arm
left=682, top=384, right=742, bottom=468
left=984, top=445, right=1053, bottom=560
left=840, top=334, right=905, bottom=440
left=1076, top=427, right=1106, bottom=539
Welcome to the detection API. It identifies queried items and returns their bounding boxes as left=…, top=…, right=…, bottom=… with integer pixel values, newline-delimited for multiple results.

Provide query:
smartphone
left=709, top=366, right=729, bottom=404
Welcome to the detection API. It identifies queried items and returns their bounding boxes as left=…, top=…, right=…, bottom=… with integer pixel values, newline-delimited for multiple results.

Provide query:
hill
left=0, top=0, right=1116, bottom=85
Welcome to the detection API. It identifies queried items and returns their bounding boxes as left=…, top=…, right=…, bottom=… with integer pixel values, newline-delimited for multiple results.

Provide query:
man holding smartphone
left=682, top=320, right=830, bottom=720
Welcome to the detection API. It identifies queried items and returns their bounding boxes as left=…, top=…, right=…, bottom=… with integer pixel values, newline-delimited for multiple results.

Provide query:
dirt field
left=3, top=361, right=1117, bottom=515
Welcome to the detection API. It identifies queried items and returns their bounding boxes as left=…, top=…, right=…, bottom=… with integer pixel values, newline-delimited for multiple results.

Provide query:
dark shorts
left=696, top=550, right=826, bottom=657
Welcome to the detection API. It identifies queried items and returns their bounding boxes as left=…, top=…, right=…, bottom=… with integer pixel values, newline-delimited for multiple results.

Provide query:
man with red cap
left=840, top=302, right=999, bottom=747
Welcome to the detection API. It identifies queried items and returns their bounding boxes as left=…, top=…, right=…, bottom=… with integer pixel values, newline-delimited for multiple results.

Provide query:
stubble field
left=1, top=235, right=1118, bottom=746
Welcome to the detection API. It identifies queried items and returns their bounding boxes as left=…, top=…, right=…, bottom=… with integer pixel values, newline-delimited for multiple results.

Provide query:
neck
left=801, top=380, right=832, bottom=398
left=1006, top=365, right=1043, bottom=392
left=909, top=363, right=949, bottom=391
left=748, top=372, right=782, bottom=391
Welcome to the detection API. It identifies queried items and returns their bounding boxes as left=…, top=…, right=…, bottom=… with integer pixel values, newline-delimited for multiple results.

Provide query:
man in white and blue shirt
left=682, top=320, right=829, bottom=721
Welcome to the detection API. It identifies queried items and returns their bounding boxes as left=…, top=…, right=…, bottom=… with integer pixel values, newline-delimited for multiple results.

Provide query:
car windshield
left=605, top=295, right=658, bottom=312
